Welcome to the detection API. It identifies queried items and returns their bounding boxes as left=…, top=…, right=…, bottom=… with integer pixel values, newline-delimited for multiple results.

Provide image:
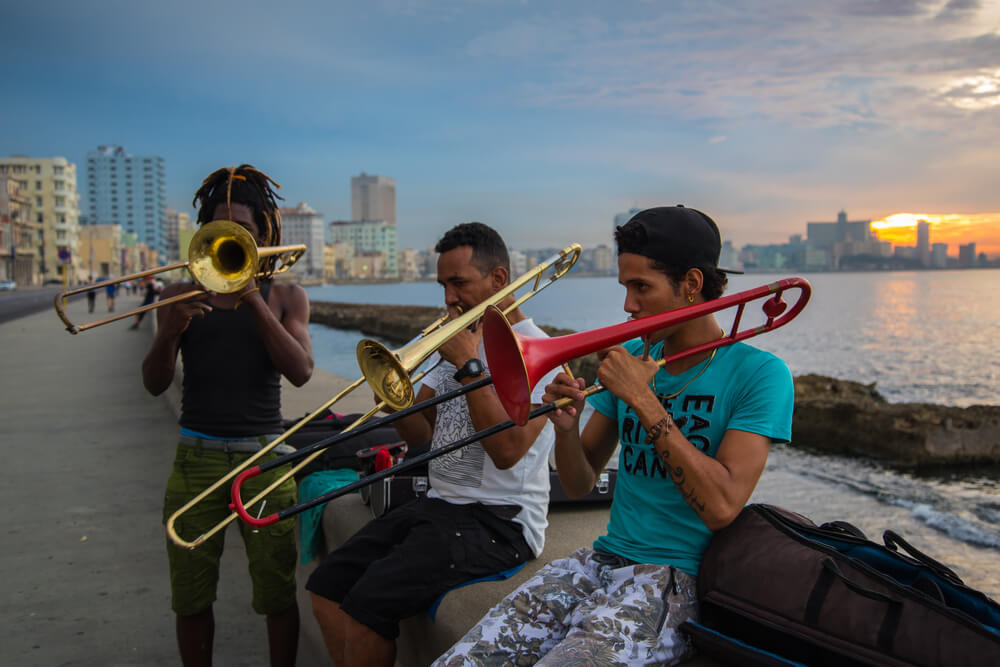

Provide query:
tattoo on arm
left=658, top=449, right=706, bottom=514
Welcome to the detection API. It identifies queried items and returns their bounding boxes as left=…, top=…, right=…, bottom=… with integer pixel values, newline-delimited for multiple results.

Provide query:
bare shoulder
left=270, top=282, right=309, bottom=305
left=268, top=282, right=310, bottom=320
left=270, top=281, right=308, bottom=298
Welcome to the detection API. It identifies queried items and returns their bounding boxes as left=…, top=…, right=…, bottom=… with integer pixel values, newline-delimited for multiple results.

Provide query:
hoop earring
left=687, top=294, right=695, bottom=303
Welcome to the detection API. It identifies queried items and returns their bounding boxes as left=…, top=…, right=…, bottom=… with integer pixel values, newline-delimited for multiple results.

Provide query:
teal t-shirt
left=589, top=338, right=794, bottom=575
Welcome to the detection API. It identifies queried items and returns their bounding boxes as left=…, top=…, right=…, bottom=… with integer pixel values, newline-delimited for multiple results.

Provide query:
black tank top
left=179, top=283, right=282, bottom=437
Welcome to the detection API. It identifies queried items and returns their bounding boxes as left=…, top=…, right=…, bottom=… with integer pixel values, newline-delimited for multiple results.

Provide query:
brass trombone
left=54, top=220, right=307, bottom=334
left=166, top=243, right=582, bottom=549
left=358, top=243, right=583, bottom=410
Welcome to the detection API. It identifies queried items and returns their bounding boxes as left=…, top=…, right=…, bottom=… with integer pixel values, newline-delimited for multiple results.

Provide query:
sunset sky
left=2, top=1, right=999, bottom=256
left=872, top=213, right=1000, bottom=257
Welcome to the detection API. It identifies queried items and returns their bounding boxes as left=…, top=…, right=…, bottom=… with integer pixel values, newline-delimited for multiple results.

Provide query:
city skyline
left=3, top=2, right=998, bottom=256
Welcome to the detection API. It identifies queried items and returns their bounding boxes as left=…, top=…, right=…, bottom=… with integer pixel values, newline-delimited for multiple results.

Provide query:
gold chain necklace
left=647, top=328, right=726, bottom=398
left=651, top=346, right=717, bottom=398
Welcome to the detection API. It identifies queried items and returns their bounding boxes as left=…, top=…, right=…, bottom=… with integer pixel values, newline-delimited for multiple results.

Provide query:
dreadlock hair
left=615, top=222, right=728, bottom=300
left=435, top=222, right=511, bottom=279
left=192, top=165, right=284, bottom=278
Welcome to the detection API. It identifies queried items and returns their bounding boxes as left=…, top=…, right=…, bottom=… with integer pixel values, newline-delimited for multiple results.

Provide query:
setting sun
left=871, top=213, right=1000, bottom=258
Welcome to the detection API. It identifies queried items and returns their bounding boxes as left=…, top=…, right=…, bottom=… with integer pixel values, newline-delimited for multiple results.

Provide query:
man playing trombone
left=307, top=222, right=559, bottom=667
left=141, top=166, right=313, bottom=667
left=436, top=206, right=795, bottom=666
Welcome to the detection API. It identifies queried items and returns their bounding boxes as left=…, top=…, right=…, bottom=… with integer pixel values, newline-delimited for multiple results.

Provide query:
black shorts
left=306, top=496, right=530, bottom=640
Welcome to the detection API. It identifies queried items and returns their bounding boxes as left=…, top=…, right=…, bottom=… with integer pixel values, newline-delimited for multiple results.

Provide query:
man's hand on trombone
left=542, top=373, right=587, bottom=433
left=436, top=305, right=483, bottom=369
left=156, top=284, right=213, bottom=338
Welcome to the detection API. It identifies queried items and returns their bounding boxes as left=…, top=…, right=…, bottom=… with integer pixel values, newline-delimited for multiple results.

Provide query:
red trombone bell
left=482, top=277, right=812, bottom=426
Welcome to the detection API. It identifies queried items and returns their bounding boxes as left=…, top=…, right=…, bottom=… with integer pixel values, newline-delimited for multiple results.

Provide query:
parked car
left=0, top=279, right=17, bottom=291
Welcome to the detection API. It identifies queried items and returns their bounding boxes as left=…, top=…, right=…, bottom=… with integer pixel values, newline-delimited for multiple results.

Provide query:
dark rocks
left=311, top=301, right=447, bottom=345
left=792, top=374, right=1000, bottom=467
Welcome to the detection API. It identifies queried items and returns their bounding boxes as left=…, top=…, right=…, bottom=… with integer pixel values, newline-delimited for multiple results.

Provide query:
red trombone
left=483, top=277, right=811, bottom=425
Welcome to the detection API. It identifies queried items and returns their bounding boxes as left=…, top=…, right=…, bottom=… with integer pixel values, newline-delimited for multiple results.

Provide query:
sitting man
left=435, top=206, right=795, bottom=666
left=308, top=221, right=558, bottom=667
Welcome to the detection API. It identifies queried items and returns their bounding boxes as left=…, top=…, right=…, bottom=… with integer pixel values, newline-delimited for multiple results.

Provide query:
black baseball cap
left=617, top=205, right=743, bottom=274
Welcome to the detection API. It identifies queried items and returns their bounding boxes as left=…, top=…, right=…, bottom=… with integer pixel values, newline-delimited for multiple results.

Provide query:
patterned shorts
left=433, top=547, right=699, bottom=667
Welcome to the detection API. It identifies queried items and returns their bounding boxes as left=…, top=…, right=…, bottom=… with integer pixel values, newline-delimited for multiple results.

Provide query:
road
left=0, top=287, right=84, bottom=326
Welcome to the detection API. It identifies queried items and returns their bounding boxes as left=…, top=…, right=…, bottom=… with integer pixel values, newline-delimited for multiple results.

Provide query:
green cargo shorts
left=162, top=441, right=298, bottom=616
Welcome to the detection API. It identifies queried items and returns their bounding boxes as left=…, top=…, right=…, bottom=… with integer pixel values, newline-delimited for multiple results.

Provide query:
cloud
left=460, top=3, right=1000, bottom=132
left=936, top=0, right=982, bottom=22
left=840, top=0, right=938, bottom=17
left=708, top=136, right=727, bottom=144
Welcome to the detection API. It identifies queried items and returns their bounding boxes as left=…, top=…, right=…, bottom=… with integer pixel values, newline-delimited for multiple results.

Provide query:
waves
left=900, top=501, right=1000, bottom=550
left=766, top=445, right=1000, bottom=552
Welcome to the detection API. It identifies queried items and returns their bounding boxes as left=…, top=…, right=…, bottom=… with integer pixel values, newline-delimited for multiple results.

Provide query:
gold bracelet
left=234, top=287, right=260, bottom=310
left=645, top=413, right=674, bottom=444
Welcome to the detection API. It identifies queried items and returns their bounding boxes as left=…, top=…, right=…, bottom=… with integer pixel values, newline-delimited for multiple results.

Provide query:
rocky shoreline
left=311, top=301, right=1000, bottom=467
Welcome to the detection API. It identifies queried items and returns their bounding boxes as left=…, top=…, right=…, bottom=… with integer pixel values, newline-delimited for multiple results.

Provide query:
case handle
left=883, top=530, right=963, bottom=585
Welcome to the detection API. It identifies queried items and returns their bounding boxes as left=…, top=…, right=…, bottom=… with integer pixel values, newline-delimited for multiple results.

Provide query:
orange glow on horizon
left=870, top=213, right=1000, bottom=257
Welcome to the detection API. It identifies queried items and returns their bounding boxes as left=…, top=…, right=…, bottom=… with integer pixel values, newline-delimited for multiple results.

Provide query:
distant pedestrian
left=130, top=278, right=162, bottom=329
left=87, top=286, right=96, bottom=313
left=104, top=279, right=116, bottom=312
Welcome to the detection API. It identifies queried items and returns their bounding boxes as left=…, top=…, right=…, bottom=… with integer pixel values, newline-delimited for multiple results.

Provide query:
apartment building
left=0, top=155, right=81, bottom=283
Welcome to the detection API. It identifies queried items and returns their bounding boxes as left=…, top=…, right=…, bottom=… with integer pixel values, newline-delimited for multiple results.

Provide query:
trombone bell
left=188, top=220, right=259, bottom=293
left=357, top=340, right=415, bottom=410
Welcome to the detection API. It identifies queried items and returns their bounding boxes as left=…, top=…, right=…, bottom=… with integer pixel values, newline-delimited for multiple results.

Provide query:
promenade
left=0, top=292, right=368, bottom=666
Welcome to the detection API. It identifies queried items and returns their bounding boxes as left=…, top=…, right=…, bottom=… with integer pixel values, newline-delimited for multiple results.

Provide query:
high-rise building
left=329, top=219, right=398, bottom=278
left=959, top=243, right=977, bottom=268
left=931, top=243, right=948, bottom=268
left=0, top=155, right=81, bottom=283
left=164, top=208, right=191, bottom=263
left=917, top=220, right=930, bottom=267
left=280, top=203, right=325, bottom=278
left=351, top=173, right=396, bottom=225
left=83, top=145, right=167, bottom=262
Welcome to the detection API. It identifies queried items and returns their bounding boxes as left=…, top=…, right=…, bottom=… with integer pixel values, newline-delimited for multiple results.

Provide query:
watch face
left=455, top=358, right=484, bottom=380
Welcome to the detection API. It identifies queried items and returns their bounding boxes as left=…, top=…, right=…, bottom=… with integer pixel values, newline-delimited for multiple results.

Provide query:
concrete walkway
left=0, top=292, right=369, bottom=666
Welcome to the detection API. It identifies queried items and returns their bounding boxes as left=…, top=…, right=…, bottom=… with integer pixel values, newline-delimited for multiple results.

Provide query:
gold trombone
left=54, top=220, right=307, bottom=334
left=166, top=243, right=582, bottom=549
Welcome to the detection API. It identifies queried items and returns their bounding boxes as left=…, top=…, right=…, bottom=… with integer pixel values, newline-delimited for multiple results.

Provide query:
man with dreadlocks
left=142, top=165, right=313, bottom=667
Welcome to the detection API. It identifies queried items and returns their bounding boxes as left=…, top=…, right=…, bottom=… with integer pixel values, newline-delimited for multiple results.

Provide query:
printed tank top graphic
left=427, top=367, right=487, bottom=487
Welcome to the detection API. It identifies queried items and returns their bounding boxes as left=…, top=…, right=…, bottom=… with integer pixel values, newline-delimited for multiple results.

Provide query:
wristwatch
left=453, top=358, right=485, bottom=382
